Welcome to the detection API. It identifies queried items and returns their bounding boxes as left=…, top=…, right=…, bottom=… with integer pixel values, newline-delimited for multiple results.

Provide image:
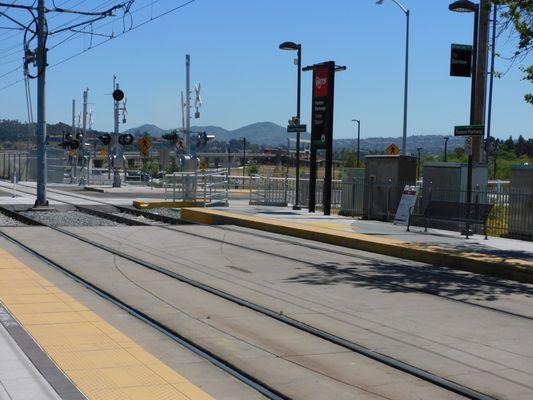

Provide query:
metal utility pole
left=352, top=119, right=361, bottom=167
left=473, top=0, right=490, bottom=163
left=242, top=138, right=246, bottom=177
left=417, top=147, right=422, bottom=180
left=376, top=0, right=409, bottom=155
left=180, top=91, right=186, bottom=132
left=444, top=137, right=450, bottom=162
left=486, top=3, right=497, bottom=160
left=287, top=138, right=290, bottom=175
left=35, top=0, right=47, bottom=207
left=185, top=55, right=191, bottom=153
left=112, top=76, right=120, bottom=187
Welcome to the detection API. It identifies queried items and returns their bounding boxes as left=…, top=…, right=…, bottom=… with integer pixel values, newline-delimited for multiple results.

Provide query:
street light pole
left=449, top=0, right=479, bottom=236
left=279, top=41, right=303, bottom=210
left=352, top=119, right=361, bottom=167
left=376, top=0, right=409, bottom=155
left=417, top=147, right=422, bottom=180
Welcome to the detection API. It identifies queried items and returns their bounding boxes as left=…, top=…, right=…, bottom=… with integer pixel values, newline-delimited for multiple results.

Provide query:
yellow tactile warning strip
left=0, top=248, right=215, bottom=400
left=181, top=208, right=533, bottom=284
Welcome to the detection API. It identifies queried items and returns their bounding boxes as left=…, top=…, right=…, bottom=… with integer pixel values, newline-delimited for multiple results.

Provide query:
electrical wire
left=0, top=0, right=196, bottom=91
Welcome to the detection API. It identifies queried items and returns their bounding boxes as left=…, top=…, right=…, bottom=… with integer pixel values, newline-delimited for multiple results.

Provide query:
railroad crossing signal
left=199, top=161, right=209, bottom=170
left=386, top=143, right=400, bottom=155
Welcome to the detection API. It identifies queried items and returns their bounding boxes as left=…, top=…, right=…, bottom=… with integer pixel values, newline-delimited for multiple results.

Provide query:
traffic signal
left=75, top=131, right=83, bottom=142
left=98, top=134, right=111, bottom=145
left=118, top=133, right=133, bottom=146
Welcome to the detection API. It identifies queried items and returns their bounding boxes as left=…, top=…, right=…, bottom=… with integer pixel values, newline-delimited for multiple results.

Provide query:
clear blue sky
left=0, top=0, right=531, bottom=140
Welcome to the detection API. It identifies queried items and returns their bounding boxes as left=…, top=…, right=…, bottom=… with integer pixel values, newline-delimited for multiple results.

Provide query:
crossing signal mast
left=112, top=76, right=128, bottom=187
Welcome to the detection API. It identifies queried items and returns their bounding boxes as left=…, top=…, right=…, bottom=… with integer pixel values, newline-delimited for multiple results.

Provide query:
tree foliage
left=495, top=0, right=533, bottom=104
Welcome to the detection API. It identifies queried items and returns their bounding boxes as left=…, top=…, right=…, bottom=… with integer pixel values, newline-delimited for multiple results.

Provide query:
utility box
left=508, top=165, right=533, bottom=240
left=418, top=162, right=489, bottom=233
left=422, top=162, right=488, bottom=207
left=363, top=155, right=417, bottom=220
left=340, top=168, right=365, bottom=216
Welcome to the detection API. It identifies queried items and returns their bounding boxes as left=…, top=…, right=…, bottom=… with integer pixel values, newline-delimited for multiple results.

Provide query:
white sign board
left=394, top=186, right=418, bottom=226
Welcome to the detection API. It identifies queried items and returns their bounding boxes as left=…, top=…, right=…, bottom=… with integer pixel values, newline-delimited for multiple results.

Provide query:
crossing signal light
left=98, top=134, right=111, bottom=145
left=195, top=132, right=214, bottom=147
left=162, top=132, right=179, bottom=143
left=118, top=133, right=134, bottom=146
left=112, top=89, right=124, bottom=102
left=76, top=131, right=84, bottom=141
left=59, top=139, right=79, bottom=150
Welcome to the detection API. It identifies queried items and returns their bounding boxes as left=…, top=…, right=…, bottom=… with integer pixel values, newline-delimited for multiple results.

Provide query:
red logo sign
left=313, top=66, right=328, bottom=97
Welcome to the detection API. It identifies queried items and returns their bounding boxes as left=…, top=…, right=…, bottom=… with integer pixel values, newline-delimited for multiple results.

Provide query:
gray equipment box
left=363, top=155, right=417, bottom=220
left=509, top=165, right=533, bottom=240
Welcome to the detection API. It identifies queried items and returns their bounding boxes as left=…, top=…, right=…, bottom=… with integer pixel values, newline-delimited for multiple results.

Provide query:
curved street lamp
left=376, top=0, right=409, bottom=156
left=449, top=0, right=479, bottom=236
left=279, top=41, right=303, bottom=210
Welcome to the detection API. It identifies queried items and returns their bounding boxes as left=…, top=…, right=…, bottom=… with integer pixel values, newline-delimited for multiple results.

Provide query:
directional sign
left=450, top=44, right=473, bottom=77
left=386, top=143, right=400, bottom=155
left=454, top=125, right=484, bottom=136
left=287, top=124, right=307, bottom=133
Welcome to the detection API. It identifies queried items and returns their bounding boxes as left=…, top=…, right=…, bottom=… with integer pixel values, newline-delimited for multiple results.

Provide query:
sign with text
left=454, top=125, right=484, bottom=136
left=450, top=44, right=472, bottom=77
left=311, top=62, right=335, bottom=149
left=394, top=186, right=418, bottom=226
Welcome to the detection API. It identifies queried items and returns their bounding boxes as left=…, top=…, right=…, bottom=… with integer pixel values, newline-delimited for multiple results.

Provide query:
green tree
left=495, top=0, right=533, bottom=104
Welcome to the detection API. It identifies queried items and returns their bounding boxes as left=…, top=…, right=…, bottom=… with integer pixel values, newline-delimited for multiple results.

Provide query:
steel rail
left=0, top=200, right=495, bottom=400
left=0, top=227, right=289, bottom=400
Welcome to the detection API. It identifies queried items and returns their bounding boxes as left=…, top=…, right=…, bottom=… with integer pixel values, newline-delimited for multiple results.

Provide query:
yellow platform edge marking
left=0, top=249, right=215, bottom=400
left=133, top=200, right=205, bottom=209
left=180, top=208, right=533, bottom=284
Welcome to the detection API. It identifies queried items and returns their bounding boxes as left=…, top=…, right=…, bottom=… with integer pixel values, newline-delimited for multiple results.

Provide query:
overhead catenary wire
left=0, top=0, right=196, bottom=92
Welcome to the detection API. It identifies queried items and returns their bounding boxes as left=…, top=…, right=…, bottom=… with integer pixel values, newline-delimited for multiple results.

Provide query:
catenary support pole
left=35, top=0, right=47, bottom=207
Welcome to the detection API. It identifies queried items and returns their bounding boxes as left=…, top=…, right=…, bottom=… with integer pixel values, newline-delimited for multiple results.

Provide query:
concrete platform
left=18, top=224, right=533, bottom=399
left=181, top=207, right=533, bottom=283
left=0, top=227, right=469, bottom=400
left=0, top=237, right=261, bottom=400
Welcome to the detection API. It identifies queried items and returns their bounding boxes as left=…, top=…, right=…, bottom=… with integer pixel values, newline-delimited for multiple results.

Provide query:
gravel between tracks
left=148, top=207, right=181, bottom=218
left=20, top=210, right=119, bottom=227
left=0, top=213, right=25, bottom=227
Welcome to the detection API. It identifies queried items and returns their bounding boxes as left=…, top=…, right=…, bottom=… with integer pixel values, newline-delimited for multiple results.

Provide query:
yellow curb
left=133, top=200, right=205, bottom=209
left=0, top=249, right=214, bottom=400
left=180, top=208, right=533, bottom=284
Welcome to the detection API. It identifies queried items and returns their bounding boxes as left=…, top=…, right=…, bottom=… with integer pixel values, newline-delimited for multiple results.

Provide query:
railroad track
left=0, top=181, right=498, bottom=400
left=3, top=181, right=531, bottom=323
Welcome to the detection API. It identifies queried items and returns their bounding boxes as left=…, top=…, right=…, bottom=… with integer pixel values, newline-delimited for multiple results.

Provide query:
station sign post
left=307, top=61, right=336, bottom=215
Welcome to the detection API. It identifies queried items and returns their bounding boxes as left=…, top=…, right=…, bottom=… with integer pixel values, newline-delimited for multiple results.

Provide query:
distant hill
left=124, top=121, right=310, bottom=147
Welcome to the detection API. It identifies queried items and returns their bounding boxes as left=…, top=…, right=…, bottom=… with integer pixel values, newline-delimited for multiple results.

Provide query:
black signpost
left=450, top=44, right=473, bottom=77
left=303, top=61, right=336, bottom=215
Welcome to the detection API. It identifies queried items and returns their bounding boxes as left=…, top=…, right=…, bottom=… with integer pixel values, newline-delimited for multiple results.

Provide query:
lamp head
left=449, top=0, right=478, bottom=13
left=279, top=41, right=300, bottom=51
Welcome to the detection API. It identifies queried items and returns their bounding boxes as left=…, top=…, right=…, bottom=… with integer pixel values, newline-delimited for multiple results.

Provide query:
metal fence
left=337, top=179, right=532, bottom=240
left=163, top=170, right=229, bottom=207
